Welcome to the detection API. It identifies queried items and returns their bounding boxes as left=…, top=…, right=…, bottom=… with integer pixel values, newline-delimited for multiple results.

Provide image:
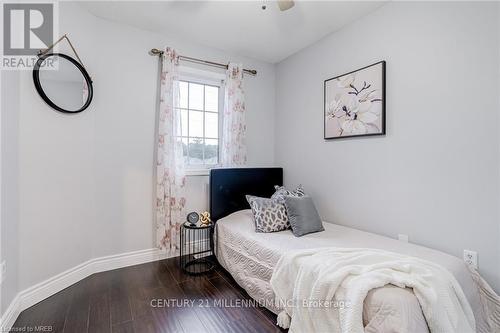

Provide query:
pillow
left=283, top=195, right=324, bottom=237
left=271, top=184, right=305, bottom=204
left=246, top=195, right=290, bottom=232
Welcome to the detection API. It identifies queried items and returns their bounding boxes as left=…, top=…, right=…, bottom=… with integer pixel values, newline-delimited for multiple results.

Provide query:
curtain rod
left=149, top=48, right=257, bottom=76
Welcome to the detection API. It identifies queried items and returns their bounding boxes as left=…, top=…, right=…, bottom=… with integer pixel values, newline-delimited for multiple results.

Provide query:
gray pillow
left=283, top=195, right=324, bottom=237
left=246, top=195, right=290, bottom=233
left=271, top=185, right=305, bottom=204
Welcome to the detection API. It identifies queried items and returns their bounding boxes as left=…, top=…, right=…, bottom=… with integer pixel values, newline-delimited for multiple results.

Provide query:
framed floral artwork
left=324, top=61, right=386, bottom=139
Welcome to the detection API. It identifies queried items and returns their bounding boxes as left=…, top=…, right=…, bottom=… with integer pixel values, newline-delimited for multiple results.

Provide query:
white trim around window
left=177, top=66, right=225, bottom=176
left=185, top=168, right=211, bottom=177
left=178, top=65, right=225, bottom=84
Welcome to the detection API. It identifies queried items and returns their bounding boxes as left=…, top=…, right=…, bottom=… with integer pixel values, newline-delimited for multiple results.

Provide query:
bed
left=209, top=168, right=495, bottom=332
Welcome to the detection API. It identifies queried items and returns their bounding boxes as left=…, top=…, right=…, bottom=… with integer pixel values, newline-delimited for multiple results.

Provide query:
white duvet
left=270, top=248, right=475, bottom=333
left=215, top=210, right=500, bottom=333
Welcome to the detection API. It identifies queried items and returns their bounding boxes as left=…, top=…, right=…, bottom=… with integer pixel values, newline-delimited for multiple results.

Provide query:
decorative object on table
left=179, top=222, right=214, bottom=275
left=324, top=61, right=385, bottom=139
left=199, top=211, right=212, bottom=226
left=33, top=34, right=93, bottom=113
left=186, top=211, right=199, bottom=226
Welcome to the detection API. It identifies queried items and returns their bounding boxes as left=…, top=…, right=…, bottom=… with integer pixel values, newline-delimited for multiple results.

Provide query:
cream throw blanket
left=270, top=248, right=476, bottom=333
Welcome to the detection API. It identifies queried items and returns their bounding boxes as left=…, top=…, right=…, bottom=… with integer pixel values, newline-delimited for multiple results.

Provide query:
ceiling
left=79, top=1, right=386, bottom=64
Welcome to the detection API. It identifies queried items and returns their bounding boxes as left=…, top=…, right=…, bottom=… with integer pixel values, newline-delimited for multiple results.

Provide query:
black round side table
left=179, top=222, right=215, bottom=275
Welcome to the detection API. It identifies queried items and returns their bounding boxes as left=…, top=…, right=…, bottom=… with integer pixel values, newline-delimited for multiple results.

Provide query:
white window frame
left=177, top=67, right=225, bottom=176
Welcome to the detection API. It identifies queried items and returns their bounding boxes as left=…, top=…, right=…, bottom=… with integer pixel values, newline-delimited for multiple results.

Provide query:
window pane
left=175, top=80, right=221, bottom=168
left=189, top=110, right=203, bottom=137
left=188, top=138, right=204, bottom=165
left=180, top=109, right=188, bottom=136
left=204, top=138, right=218, bottom=165
left=205, top=112, right=218, bottom=138
left=179, top=81, right=188, bottom=109
left=181, top=137, right=188, bottom=163
left=205, top=86, right=219, bottom=112
left=189, top=83, right=203, bottom=110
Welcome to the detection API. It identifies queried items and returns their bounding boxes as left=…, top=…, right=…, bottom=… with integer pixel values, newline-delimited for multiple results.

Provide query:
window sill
left=185, top=169, right=211, bottom=177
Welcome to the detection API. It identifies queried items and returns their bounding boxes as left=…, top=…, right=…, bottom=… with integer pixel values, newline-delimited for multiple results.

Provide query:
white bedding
left=215, top=209, right=496, bottom=332
left=271, top=248, right=475, bottom=333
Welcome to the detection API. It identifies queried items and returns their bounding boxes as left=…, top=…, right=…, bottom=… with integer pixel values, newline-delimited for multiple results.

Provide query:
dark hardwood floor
left=12, top=257, right=285, bottom=333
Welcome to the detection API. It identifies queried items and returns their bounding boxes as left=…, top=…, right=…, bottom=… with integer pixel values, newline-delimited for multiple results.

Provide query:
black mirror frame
left=33, top=52, right=93, bottom=114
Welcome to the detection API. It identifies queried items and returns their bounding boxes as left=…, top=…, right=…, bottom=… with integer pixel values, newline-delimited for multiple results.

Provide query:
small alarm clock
left=186, top=211, right=199, bottom=226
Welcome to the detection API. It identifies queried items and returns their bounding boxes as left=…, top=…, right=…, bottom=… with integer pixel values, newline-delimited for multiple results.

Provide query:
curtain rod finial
left=150, top=48, right=163, bottom=56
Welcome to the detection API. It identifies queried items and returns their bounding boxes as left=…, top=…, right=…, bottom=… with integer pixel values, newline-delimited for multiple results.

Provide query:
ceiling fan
left=277, top=0, right=295, bottom=11
left=262, top=1, right=295, bottom=11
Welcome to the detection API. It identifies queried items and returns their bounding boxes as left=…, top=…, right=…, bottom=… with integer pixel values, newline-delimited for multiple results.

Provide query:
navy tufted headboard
left=209, top=168, right=283, bottom=222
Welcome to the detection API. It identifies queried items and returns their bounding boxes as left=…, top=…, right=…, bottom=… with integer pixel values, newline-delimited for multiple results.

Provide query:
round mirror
left=33, top=53, right=93, bottom=113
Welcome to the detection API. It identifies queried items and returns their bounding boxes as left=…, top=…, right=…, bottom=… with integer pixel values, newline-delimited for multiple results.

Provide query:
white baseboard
left=0, top=248, right=176, bottom=331
left=1, top=294, right=21, bottom=332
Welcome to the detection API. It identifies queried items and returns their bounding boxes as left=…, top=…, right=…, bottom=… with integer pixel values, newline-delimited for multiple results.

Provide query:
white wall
left=498, top=2, right=500, bottom=292
left=275, top=1, right=500, bottom=291
left=16, top=2, right=275, bottom=291
left=17, top=3, right=97, bottom=294
left=1, top=71, right=20, bottom=314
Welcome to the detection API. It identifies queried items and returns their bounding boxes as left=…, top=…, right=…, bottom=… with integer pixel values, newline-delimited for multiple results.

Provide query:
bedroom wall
left=1, top=71, right=20, bottom=315
left=16, top=2, right=275, bottom=291
left=275, top=1, right=500, bottom=291
left=17, top=2, right=97, bottom=296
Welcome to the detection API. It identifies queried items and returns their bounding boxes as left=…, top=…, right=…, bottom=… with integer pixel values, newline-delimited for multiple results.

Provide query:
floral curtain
left=221, top=63, right=247, bottom=166
left=156, top=47, right=186, bottom=253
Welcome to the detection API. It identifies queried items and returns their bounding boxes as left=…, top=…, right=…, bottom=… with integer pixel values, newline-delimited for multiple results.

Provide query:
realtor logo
left=3, top=3, right=53, bottom=56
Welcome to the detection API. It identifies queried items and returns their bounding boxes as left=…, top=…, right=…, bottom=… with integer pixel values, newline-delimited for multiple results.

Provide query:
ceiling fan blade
left=277, top=0, right=295, bottom=11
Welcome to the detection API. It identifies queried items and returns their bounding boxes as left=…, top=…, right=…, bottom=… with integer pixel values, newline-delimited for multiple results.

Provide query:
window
left=176, top=79, right=222, bottom=169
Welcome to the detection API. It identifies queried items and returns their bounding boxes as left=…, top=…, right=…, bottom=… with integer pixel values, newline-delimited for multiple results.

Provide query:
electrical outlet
left=398, top=234, right=409, bottom=242
left=0, top=261, right=6, bottom=284
left=463, top=250, right=478, bottom=269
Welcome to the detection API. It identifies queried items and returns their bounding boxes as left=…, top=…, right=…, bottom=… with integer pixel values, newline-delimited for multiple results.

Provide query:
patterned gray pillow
left=271, top=185, right=305, bottom=204
left=246, top=195, right=290, bottom=232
